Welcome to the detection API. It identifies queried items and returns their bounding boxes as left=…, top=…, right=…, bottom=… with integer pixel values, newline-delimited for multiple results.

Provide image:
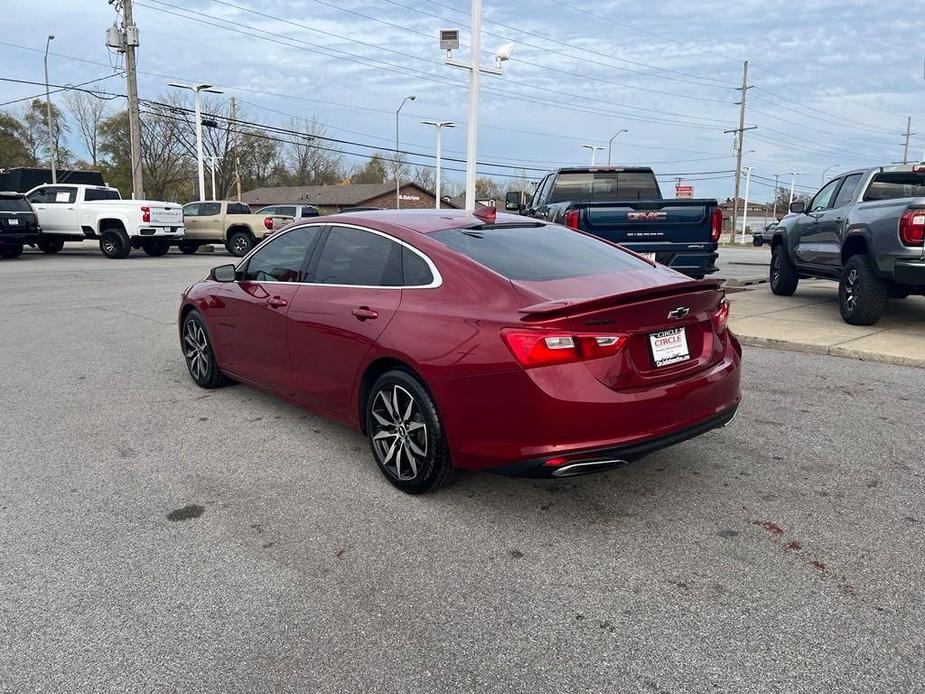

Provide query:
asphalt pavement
left=715, top=244, right=771, bottom=281
left=1, top=245, right=923, bottom=694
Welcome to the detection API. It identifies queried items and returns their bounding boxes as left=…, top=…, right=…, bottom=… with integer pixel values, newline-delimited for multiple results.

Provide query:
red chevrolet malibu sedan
left=179, top=209, right=741, bottom=493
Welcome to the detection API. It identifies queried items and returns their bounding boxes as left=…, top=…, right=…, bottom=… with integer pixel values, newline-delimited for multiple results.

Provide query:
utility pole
left=43, top=35, right=57, bottom=184
left=121, top=0, right=144, bottom=199
left=724, top=60, right=755, bottom=243
left=902, top=116, right=913, bottom=164
left=231, top=96, right=242, bottom=201
left=771, top=174, right=780, bottom=220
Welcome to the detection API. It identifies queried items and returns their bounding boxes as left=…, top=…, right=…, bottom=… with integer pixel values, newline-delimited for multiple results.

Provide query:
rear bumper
left=137, top=226, right=185, bottom=238
left=432, top=331, right=742, bottom=474
left=894, top=259, right=925, bottom=287
left=0, top=230, right=41, bottom=245
left=622, top=243, right=718, bottom=278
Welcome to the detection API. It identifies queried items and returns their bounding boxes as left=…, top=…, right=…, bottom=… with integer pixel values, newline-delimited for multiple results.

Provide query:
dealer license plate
left=8, top=218, right=18, bottom=225
left=649, top=327, right=690, bottom=367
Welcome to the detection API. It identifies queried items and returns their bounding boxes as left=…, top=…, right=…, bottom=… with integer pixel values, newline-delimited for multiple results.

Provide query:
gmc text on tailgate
left=506, top=167, right=723, bottom=279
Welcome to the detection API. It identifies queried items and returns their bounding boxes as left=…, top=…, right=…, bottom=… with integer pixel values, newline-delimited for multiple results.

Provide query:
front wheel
left=100, top=228, right=132, bottom=259
left=0, top=244, right=24, bottom=259
left=38, top=238, right=65, bottom=254
left=839, top=254, right=887, bottom=325
left=752, top=236, right=763, bottom=247
left=227, top=231, right=253, bottom=257
left=141, top=238, right=171, bottom=257
left=770, top=244, right=799, bottom=296
left=181, top=311, right=232, bottom=389
left=366, top=370, right=458, bottom=494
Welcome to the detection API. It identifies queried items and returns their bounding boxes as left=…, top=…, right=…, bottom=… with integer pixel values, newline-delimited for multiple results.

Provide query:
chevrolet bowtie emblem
left=668, top=307, right=690, bottom=320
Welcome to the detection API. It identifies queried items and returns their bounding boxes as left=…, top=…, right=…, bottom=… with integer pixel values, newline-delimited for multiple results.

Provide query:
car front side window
left=242, top=226, right=322, bottom=283
left=809, top=179, right=841, bottom=212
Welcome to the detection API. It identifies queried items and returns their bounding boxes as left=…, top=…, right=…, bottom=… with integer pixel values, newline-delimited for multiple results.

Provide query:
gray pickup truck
left=770, top=164, right=925, bottom=325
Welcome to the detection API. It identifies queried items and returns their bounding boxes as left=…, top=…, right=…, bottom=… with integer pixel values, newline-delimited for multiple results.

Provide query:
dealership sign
left=675, top=185, right=693, bottom=198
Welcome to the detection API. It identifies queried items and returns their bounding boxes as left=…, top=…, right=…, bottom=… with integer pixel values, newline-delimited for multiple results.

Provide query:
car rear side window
left=313, top=226, right=402, bottom=286
left=0, top=196, right=30, bottom=212
left=432, top=225, right=648, bottom=281
left=242, top=226, right=321, bottom=282
left=227, top=202, right=251, bottom=214
left=832, top=174, right=863, bottom=208
left=864, top=172, right=925, bottom=201
left=200, top=202, right=221, bottom=216
left=548, top=172, right=661, bottom=204
left=402, top=246, right=433, bottom=286
left=83, top=188, right=121, bottom=202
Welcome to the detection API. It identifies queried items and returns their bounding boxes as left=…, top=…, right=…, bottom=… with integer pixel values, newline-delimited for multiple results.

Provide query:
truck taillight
left=141, top=206, right=150, bottom=223
left=899, top=208, right=925, bottom=246
left=263, top=217, right=273, bottom=230
left=563, top=208, right=580, bottom=229
left=710, top=207, right=723, bottom=242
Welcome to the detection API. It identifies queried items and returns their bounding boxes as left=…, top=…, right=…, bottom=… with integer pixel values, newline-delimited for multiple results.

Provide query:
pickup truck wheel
left=178, top=241, right=199, bottom=255
left=141, top=239, right=171, bottom=257
left=770, top=245, right=799, bottom=296
left=227, top=231, right=253, bottom=257
left=752, top=236, right=763, bottom=247
left=0, top=244, right=24, bottom=259
left=839, top=254, right=887, bottom=325
left=37, top=238, right=65, bottom=254
left=100, top=228, right=132, bottom=259
left=182, top=311, right=232, bottom=389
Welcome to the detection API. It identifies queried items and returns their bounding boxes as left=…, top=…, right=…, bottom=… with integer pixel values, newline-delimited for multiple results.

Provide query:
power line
left=0, top=74, right=120, bottom=107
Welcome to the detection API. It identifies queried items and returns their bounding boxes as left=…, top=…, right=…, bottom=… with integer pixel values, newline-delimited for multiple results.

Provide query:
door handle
left=267, top=297, right=288, bottom=308
left=351, top=306, right=379, bottom=321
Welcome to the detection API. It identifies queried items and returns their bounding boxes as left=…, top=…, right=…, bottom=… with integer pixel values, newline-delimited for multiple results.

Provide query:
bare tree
left=412, top=165, right=435, bottom=192
left=64, top=90, right=108, bottom=166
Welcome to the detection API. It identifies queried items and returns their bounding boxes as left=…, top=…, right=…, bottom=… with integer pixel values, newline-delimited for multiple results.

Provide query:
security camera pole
left=443, top=3, right=514, bottom=211
left=167, top=82, right=223, bottom=201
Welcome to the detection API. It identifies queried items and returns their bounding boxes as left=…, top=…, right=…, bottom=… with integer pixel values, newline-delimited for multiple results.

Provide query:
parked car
left=179, top=201, right=292, bottom=257
left=752, top=221, right=778, bottom=247
left=25, top=184, right=184, bottom=259
left=506, top=167, right=723, bottom=279
left=255, top=204, right=320, bottom=220
left=770, top=164, right=925, bottom=325
left=179, top=209, right=741, bottom=494
left=0, top=191, right=42, bottom=259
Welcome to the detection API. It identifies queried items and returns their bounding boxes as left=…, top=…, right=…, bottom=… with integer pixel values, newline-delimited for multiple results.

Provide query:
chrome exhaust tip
left=551, top=459, right=629, bottom=477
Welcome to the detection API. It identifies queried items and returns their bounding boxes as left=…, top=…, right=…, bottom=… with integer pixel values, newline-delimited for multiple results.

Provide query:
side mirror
left=209, top=264, right=237, bottom=282
left=789, top=201, right=805, bottom=214
left=504, top=191, right=524, bottom=212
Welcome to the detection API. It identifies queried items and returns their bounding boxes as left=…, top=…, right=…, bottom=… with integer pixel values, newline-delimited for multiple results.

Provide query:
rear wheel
left=839, top=254, right=887, bottom=325
left=178, top=241, right=200, bottom=255
left=770, top=244, right=799, bottom=296
left=752, top=236, right=763, bottom=247
left=181, top=311, right=232, bottom=389
left=37, top=238, right=65, bottom=254
left=0, top=244, right=24, bottom=259
left=227, top=230, right=253, bottom=257
left=100, top=227, right=132, bottom=259
left=141, top=238, right=171, bottom=256
left=366, top=370, right=458, bottom=494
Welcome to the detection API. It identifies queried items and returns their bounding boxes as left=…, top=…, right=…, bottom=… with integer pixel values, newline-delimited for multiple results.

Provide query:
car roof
left=320, top=208, right=532, bottom=235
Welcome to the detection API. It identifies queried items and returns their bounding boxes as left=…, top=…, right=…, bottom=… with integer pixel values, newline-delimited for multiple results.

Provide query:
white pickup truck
left=25, top=184, right=185, bottom=259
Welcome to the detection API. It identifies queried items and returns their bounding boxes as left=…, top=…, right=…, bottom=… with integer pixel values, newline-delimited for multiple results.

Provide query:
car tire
left=770, top=244, right=799, bottom=296
left=141, top=238, right=171, bottom=257
left=178, top=241, right=199, bottom=255
left=752, top=237, right=763, bottom=247
left=839, top=254, right=887, bottom=325
left=181, top=310, right=232, bottom=389
left=366, top=369, right=458, bottom=494
left=37, top=238, right=65, bottom=254
left=0, top=244, right=24, bottom=259
left=227, top=231, right=253, bottom=257
left=100, top=227, right=132, bottom=259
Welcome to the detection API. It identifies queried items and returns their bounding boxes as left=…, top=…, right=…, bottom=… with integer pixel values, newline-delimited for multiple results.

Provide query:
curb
left=723, top=276, right=768, bottom=288
left=736, top=334, right=925, bottom=370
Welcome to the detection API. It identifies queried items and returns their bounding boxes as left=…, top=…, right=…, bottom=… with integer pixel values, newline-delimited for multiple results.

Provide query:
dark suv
left=0, top=191, right=42, bottom=259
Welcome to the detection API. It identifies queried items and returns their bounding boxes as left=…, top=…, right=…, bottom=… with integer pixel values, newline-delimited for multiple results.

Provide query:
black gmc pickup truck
left=506, top=167, right=723, bottom=279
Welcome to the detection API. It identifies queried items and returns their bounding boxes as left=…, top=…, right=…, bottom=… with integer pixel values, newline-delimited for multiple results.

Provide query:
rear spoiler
left=517, top=279, right=723, bottom=319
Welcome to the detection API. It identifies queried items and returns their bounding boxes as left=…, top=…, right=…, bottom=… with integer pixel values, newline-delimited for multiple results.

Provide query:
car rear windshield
left=83, top=188, right=121, bottom=201
left=431, top=224, right=649, bottom=281
left=0, top=196, right=31, bottom=212
left=863, top=172, right=925, bottom=201
left=548, top=171, right=662, bottom=204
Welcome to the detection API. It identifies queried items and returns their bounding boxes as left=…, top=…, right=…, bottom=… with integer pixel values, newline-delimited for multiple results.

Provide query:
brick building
left=242, top=182, right=460, bottom=214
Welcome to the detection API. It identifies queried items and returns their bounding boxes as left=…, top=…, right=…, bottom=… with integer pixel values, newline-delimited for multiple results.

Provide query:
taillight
left=713, top=299, right=730, bottom=333
left=141, top=206, right=150, bottom=223
left=563, top=208, right=580, bottom=229
left=263, top=216, right=273, bottom=230
left=710, top=207, right=723, bottom=242
left=899, top=209, right=925, bottom=246
left=500, top=329, right=627, bottom=368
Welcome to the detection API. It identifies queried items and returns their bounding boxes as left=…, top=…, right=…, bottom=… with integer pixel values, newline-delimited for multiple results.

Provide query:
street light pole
left=772, top=173, right=780, bottom=220
left=43, top=35, right=57, bottom=184
left=788, top=172, right=804, bottom=206
left=607, top=129, right=627, bottom=165
left=167, top=82, right=223, bottom=201
left=394, top=95, right=416, bottom=210
left=821, top=164, right=839, bottom=186
left=580, top=144, right=604, bottom=165
left=421, top=120, right=456, bottom=209
left=206, top=156, right=218, bottom=201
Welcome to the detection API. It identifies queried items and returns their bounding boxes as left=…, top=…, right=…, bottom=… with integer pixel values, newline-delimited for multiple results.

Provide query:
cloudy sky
left=3, top=0, right=924, bottom=201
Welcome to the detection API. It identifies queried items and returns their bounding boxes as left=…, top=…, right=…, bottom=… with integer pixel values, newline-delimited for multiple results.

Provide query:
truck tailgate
left=582, top=199, right=716, bottom=244
left=149, top=205, right=183, bottom=226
